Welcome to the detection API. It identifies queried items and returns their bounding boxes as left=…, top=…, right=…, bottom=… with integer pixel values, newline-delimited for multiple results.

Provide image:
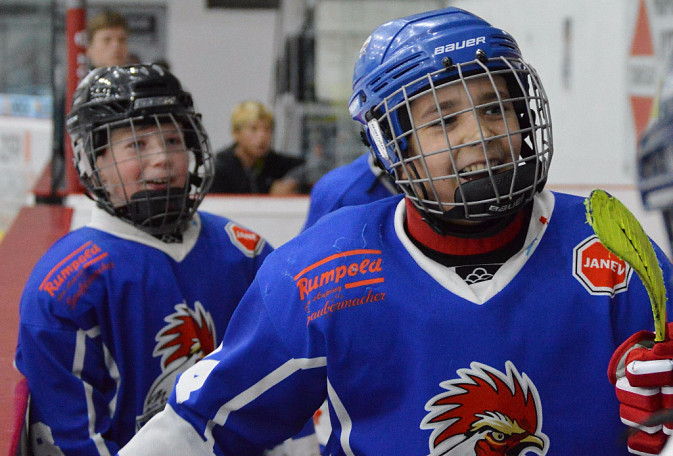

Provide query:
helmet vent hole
left=373, top=82, right=388, bottom=92
left=133, top=80, right=169, bottom=92
left=392, top=63, right=420, bottom=80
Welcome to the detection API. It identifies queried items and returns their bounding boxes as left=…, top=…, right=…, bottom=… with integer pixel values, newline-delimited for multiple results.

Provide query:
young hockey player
left=14, top=64, right=275, bottom=455
left=120, top=8, right=672, bottom=455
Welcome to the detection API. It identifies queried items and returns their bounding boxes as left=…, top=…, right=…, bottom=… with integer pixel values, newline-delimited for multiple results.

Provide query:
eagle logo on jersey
left=136, top=301, right=217, bottom=430
left=421, top=361, right=548, bottom=456
left=153, top=300, right=216, bottom=368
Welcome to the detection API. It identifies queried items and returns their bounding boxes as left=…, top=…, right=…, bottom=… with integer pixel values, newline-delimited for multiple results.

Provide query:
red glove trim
left=609, top=330, right=655, bottom=385
left=628, top=430, right=668, bottom=456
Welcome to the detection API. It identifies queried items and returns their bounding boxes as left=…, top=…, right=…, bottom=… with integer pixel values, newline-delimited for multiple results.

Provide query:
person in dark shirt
left=209, top=101, right=305, bottom=194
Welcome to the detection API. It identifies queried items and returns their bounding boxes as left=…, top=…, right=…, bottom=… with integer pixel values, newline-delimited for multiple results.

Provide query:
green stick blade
left=585, top=189, right=667, bottom=341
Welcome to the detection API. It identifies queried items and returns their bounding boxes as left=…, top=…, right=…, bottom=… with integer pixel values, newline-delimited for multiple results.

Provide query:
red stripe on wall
left=0, top=205, right=73, bottom=455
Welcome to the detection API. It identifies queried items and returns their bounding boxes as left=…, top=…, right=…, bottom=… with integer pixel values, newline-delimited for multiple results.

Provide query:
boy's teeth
left=463, top=164, right=486, bottom=173
left=461, top=161, right=501, bottom=174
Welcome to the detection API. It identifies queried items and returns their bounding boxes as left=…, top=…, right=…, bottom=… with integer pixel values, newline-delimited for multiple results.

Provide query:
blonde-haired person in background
left=209, top=101, right=305, bottom=195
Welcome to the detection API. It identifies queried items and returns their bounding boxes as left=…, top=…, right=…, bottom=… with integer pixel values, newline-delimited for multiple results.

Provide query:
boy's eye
left=441, top=114, right=457, bottom=125
left=484, top=101, right=514, bottom=117
left=485, top=105, right=505, bottom=116
left=427, top=115, right=456, bottom=129
left=119, top=139, right=142, bottom=151
left=486, top=105, right=502, bottom=114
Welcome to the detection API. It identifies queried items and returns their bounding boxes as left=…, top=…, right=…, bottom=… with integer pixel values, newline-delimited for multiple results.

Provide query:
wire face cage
left=371, top=56, right=552, bottom=222
left=76, top=111, right=213, bottom=238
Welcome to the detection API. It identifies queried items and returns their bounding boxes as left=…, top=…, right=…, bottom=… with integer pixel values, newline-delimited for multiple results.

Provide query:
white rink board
left=66, top=194, right=310, bottom=249
left=66, top=188, right=669, bottom=258
left=548, top=184, right=669, bottom=257
left=0, top=116, right=52, bottom=232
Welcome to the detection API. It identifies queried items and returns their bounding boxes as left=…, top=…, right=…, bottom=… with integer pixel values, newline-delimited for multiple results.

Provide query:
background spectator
left=209, top=101, right=305, bottom=195
left=85, top=10, right=130, bottom=68
left=50, top=10, right=132, bottom=200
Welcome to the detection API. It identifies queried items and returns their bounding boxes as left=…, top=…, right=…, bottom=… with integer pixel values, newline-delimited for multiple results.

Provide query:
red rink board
left=0, top=205, right=73, bottom=455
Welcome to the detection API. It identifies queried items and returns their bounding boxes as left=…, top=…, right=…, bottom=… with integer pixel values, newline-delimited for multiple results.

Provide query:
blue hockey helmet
left=349, top=7, right=552, bottom=224
left=637, top=53, right=673, bottom=253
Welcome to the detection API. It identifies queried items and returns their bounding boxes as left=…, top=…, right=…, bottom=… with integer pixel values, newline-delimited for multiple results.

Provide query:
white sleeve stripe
left=73, top=327, right=102, bottom=375
left=204, top=357, right=327, bottom=450
left=327, top=379, right=355, bottom=456
left=84, top=381, right=112, bottom=456
left=73, top=329, right=87, bottom=376
left=102, top=343, right=121, bottom=418
left=211, top=357, right=327, bottom=427
left=73, top=327, right=118, bottom=456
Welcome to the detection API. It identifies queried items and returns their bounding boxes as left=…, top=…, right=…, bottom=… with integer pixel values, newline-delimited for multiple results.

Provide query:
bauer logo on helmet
left=433, top=36, right=486, bottom=56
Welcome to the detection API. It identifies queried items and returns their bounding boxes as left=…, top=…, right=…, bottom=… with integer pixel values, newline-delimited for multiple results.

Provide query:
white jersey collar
left=87, top=206, right=201, bottom=262
left=395, top=190, right=556, bottom=304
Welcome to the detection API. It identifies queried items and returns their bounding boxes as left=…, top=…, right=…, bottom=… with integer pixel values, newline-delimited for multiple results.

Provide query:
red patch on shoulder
left=225, top=222, right=265, bottom=258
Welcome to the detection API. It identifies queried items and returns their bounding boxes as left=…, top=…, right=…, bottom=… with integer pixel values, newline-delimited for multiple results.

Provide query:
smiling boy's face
left=96, top=122, right=190, bottom=207
left=404, top=74, right=522, bottom=215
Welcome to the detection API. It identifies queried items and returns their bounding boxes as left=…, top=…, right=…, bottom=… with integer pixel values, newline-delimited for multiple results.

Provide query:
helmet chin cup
left=120, top=188, right=192, bottom=235
left=448, top=162, right=545, bottom=220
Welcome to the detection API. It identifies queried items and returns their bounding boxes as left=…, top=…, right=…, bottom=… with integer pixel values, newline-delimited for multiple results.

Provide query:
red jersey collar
left=404, top=198, right=525, bottom=256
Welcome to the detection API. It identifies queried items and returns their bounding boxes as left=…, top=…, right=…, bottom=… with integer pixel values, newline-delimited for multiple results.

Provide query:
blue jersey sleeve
left=303, top=176, right=344, bottom=230
left=302, top=153, right=394, bottom=231
left=16, top=265, right=121, bottom=455
left=173, top=278, right=326, bottom=453
left=121, top=274, right=327, bottom=455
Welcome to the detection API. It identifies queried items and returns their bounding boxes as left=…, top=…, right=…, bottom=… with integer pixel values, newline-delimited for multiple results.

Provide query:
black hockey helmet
left=66, top=64, right=214, bottom=239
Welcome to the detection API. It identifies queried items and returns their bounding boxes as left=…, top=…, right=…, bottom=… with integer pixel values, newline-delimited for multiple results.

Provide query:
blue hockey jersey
left=302, top=153, right=397, bottom=230
left=120, top=191, right=673, bottom=456
left=15, top=208, right=272, bottom=455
